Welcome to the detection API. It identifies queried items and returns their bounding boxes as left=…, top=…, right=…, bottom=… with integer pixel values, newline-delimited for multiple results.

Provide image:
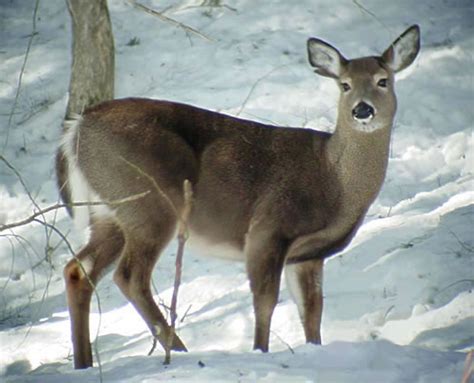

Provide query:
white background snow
left=0, top=0, right=473, bottom=382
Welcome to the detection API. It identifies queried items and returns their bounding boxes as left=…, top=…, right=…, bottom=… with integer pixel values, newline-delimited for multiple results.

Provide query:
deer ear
left=307, top=38, right=347, bottom=79
left=382, top=25, right=420, bottom=73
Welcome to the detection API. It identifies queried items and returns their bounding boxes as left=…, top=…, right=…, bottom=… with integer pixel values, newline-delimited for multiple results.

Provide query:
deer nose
left=352, top=102, right=375, bottom=121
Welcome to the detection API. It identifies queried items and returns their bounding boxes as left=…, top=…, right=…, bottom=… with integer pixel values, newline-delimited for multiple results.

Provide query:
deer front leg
left=245, top=229, right=287, bottom=352
left=284, top=258, right=324, bottom=344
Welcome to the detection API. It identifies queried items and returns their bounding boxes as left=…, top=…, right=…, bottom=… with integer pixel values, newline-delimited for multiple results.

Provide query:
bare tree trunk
left=66, top=0, right=114, bottom=117
left=58, top=0, right=114, bottom=214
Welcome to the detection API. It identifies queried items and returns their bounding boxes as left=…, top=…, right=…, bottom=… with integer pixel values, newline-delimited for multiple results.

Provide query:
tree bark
left=66, top=0, right=114, bottom=117
left=58, top=0, right=114, bottom=215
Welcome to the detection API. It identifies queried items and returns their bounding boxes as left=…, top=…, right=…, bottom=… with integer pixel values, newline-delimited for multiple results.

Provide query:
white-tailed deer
left=57, top=25, right=420, bottom=369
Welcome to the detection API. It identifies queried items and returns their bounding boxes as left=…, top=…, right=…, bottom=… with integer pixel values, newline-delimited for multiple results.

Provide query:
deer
left=56, top=25, right=420, bottom=369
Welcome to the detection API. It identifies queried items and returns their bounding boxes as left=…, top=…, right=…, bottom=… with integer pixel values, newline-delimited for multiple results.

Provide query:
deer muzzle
left=352, top=101, right=375, bottom=122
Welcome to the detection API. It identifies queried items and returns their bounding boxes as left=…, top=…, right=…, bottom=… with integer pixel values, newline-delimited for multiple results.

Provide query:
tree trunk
left=66, top=0, right=114, bottom=117
left=58, top=0, right=114, bottom=215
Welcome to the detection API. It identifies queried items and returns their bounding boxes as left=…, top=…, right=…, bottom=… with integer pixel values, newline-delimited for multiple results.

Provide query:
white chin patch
left=353, top=117, right=382, bottom=133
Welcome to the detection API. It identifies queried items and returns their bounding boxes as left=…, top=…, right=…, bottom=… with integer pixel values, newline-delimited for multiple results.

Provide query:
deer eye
left=377, top=78, right=388, bottom=88
left=341, top=82, right=351, bottom=92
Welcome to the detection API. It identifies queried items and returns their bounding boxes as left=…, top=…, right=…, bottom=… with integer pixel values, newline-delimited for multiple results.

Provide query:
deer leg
left=284, top=258, right=324, bottom=344
left=113, top=203, right=187, bottom=353
left=64, top=219, right=125, bottom=369
left=245, top=230, right=287, bottom=352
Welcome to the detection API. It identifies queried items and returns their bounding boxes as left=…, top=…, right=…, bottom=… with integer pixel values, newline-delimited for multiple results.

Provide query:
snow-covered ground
left=1, top=0, right=473, bottom=382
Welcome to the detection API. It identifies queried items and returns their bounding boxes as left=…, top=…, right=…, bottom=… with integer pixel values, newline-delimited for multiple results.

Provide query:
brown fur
left=58, top=25, right=420, bottom=368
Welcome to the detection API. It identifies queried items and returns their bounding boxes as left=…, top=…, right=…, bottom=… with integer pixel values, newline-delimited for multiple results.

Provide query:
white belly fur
left=186, top=232, right=245, bottom=261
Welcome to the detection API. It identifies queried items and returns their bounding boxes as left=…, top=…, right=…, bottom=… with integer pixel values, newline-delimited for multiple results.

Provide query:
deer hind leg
left=245, top=229, right=287, bottom=352
left=112, top=198, right=187, bottom=353
left=284, top=258, right=324, bottom=344
left=64, top=218, right=125, bottom=369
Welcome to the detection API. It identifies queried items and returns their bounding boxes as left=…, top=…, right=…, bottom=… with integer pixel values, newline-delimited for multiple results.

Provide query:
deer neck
left=324, top=119, right=392, bottom=216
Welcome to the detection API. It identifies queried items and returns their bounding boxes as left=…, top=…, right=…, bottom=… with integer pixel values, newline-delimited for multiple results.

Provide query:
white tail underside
left=61, top=116, right=116, bottom=229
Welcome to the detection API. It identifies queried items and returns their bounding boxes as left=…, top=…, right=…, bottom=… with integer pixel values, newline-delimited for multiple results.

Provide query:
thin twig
left=128, top=0, right=213, bottom=42
left=37, top=219, right=104, bottom=380
left=164, top=180, right=193, bottom=365
left=176, top=1, right=237, bottom=13
left=383, top=304, right=395, bottom=320
left=0, top=232, right=42, bottom=272
left=1, top=155, right=45, bottom=224
left=237, top=65, right=287, bottom=116
left=462, top=350, right=473, bottom=383
left=430, top=279, right=474, bottom=301
left=119, top=158, right=191, bottom=360
left=0, top=154, right=58, bottom=263
left=271, top=330, right=295, bottom=354
left=180, top=304, right=193, bottom=323
left=0, top=191, right=150, bottom=233
left=0, top=235, right=17, bottom=292
left=119, top=156, right=179, bottom=219
left=148, top=337, right=158, bottom=357
left=351, top=0, right=392, bottom=37
left=18, top=219, right=56, bottom=348
left=3, top=0, right=40, bottom=152
left=448, top=229, right=474, bottom=253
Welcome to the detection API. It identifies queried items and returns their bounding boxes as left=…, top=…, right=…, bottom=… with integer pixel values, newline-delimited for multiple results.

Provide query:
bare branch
left=36, top=218, right=104, bottom=380
left=175, top=1, right=237, bottom=13
left=0, top=191, right=150, bottom=233
left=3, top=0, right=40, bottom=152
left=237, top=65, right=288, bottom=116
left=1, top=153, right=60, bottom=265
left=449, top=229, right=474, bottom=253
left=1, top=155, right=43, bottom=219
left=462, top=350, right=473, bottom=383
left=128, top=0, right=213, bottom=42
left=164, top=180, right=193, bottom=365
left=120, top=159, right=192, bottom=360
left=429, top=279, right=474, bottom=301
left=351, top=0, right=391, bottom=35
left=119, top=155, right=179, bottom=219
left=180, top=304, right=193, bottom=323
left=271, top=330, right=295, bottom=354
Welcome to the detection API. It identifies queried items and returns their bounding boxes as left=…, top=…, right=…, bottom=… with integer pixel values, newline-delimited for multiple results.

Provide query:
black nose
left=352, top=102, right=374, bottom=120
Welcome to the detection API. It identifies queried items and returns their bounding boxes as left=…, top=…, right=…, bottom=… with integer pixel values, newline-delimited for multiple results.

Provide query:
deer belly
left=186, top=231, right=245, bottom=261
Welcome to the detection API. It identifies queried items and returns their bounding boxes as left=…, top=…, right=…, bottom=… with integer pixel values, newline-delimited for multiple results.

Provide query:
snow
left=0, top=0, right=473, bottom=382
